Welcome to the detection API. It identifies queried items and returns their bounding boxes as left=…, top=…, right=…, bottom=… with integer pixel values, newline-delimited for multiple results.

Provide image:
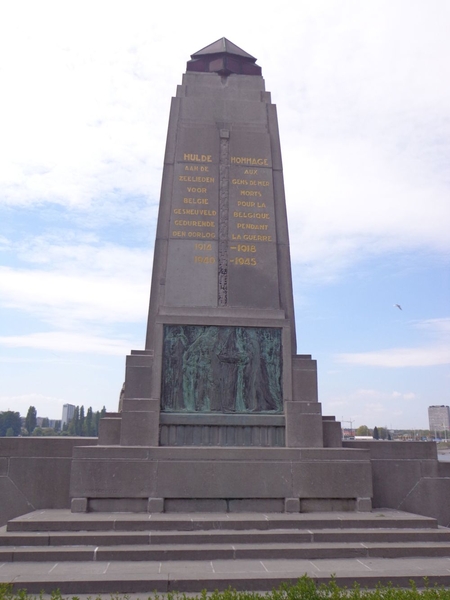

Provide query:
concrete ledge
left=165, top=499, right=227, bottom=512
left=285, top=498, right=300, bottom=513
left=0, top=438, right=98, bottom=527
left=98, top=418, right=121, bottom=445
left=344, top=440, right=438, bottom=460
left=357, top=497, right=372, bottom=512
left=300, top=498, right=357, bottom=512
left=147, top=497, right=164, bottom=513
left=323, top=420, right=343, bottom=448
left=160, top=413, right=285, bottom=426
left=71, top=498, right=88, bottom=513
left=89, top=498, right=148, bottom=513
left=71, top=445, right=371, bottom=460
left=159, top=423, right=285, bottom=447
left=70, top=446, right=372, bottom=502
left=0, top=437, right=97, bottom=458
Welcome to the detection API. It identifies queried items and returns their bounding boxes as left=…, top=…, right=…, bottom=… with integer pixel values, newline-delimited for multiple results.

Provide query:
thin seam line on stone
left=218, top=129, right=230, bottom=306
left=260, top=560, right=269, bottom=572
left=356, top=558, right=372, bottom=570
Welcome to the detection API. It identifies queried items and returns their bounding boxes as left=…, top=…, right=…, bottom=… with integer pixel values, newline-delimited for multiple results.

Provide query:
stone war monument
left=70, top=38, right=372, bottom=514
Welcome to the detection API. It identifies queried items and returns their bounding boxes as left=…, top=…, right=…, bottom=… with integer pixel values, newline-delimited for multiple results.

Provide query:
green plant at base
left=2, top=576, right=450, bottom=600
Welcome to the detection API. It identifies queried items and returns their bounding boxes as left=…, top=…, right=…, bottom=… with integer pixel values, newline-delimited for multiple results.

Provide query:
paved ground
left=2, top=555, right=450, bottom=594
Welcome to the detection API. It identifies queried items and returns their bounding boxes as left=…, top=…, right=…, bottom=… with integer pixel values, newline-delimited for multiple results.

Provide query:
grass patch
left=1, top=577, right=450, bottom=600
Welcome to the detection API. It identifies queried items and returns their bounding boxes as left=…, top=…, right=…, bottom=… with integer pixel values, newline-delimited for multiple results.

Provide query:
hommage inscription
left=161, top=325, right=283, bottom=414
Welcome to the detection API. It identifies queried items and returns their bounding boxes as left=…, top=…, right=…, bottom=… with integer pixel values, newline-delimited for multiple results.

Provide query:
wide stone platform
left=70, top=446, right=372, bottom=513
left=2, top=509, right=450, bottom=593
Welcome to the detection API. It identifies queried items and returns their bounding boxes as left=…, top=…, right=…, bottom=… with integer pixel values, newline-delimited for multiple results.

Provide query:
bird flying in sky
left=394, top=304, right=402, bottom=310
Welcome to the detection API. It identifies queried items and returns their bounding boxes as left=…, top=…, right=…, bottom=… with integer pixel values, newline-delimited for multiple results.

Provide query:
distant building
left=428, top=405, right=450, bottom=433
left=62, top=404, right=76, bottom=427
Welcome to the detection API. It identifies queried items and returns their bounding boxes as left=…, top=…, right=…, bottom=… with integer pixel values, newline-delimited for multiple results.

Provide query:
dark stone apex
left=187, top=37, right=262, bottom=76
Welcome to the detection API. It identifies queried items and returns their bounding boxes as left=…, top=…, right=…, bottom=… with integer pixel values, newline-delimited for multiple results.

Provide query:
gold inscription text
left=173, top=209, right=216, bottom=216
left=240, top=190, right=262, bottom=197
left=236, top=223, right=268, bottom=230
left=188, top=231, right=215, bottom=238
left=184, top=153, right=212, bottom=163
left=194, top=243, right=212, bottom=250
left=231, top=157, right=269, bottom=166
left=230, top=257, right=257, bottom=266
left=179, top=176, right=214, bottom=183
left=194, top=256, right=216, bottom=264
left=174, top=220, right=215, bottom=227
left=183, top=198, right=209, bottom=204
left=233, top=212, right=269, bottom=219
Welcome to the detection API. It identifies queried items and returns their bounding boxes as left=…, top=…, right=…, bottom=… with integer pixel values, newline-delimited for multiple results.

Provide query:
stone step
left=3, top=558, right=450, bottom=594
left=6, top=509, right=439, bottom=533
left=2, top=511, right=450, bottom=594
left=2, top=541, right=450, bottom=562
left=1, top=527, right=450, bottom=547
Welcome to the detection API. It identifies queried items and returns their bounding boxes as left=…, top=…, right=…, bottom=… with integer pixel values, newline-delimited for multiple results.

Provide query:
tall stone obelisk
left=70, top=40, right=371, bottom=515
left=119, top=38, right=326, bottom=448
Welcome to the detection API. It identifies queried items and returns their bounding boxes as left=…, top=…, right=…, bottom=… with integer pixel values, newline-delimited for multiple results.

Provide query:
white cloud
left=0, top=266, right=149, bottom=327
left=336, top=318, right=450, bottom=367
left=0, top=393, right=66, bottom=419
left=336, top=345, right=450, bottom=368
left=1, top=2, right=449, bottom=255
left=325, top=388, right=418, bottom=428
left=0, top=331, right=137, bottom=356
left=415, top=318, right=450, bottom=335
left=0, top=4, right=170, bottom=212
left=15, top=236, right=152, bottom=280
left=0, top=237, right=152, bottom=327
left=285, top=135, right=450, bottom=282
left=275, top=2, right=450, bottom=282
left=364, top=402, right=385, bottom=413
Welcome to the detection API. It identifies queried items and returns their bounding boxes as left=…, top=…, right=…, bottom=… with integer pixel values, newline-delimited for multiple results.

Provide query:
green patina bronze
left=161, top=325, right=282, bottom=413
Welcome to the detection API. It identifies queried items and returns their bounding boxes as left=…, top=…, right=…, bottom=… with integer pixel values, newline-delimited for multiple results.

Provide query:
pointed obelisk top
left=191, top=38, right=256, bottom=60
left=187, top=37, right=262, bottom=76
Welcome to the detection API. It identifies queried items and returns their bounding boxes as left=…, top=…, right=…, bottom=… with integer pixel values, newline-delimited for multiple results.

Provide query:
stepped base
left=1, top=509, right=450, bottom=593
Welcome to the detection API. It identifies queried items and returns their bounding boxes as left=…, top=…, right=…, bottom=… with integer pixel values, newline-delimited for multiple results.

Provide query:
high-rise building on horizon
left=428, top=405, right=450, bottom=434
left=62, top=404, right=76, bottom=427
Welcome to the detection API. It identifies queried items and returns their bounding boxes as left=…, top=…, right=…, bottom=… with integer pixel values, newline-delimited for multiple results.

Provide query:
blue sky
left=0, top=0, right=449, bottom=429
